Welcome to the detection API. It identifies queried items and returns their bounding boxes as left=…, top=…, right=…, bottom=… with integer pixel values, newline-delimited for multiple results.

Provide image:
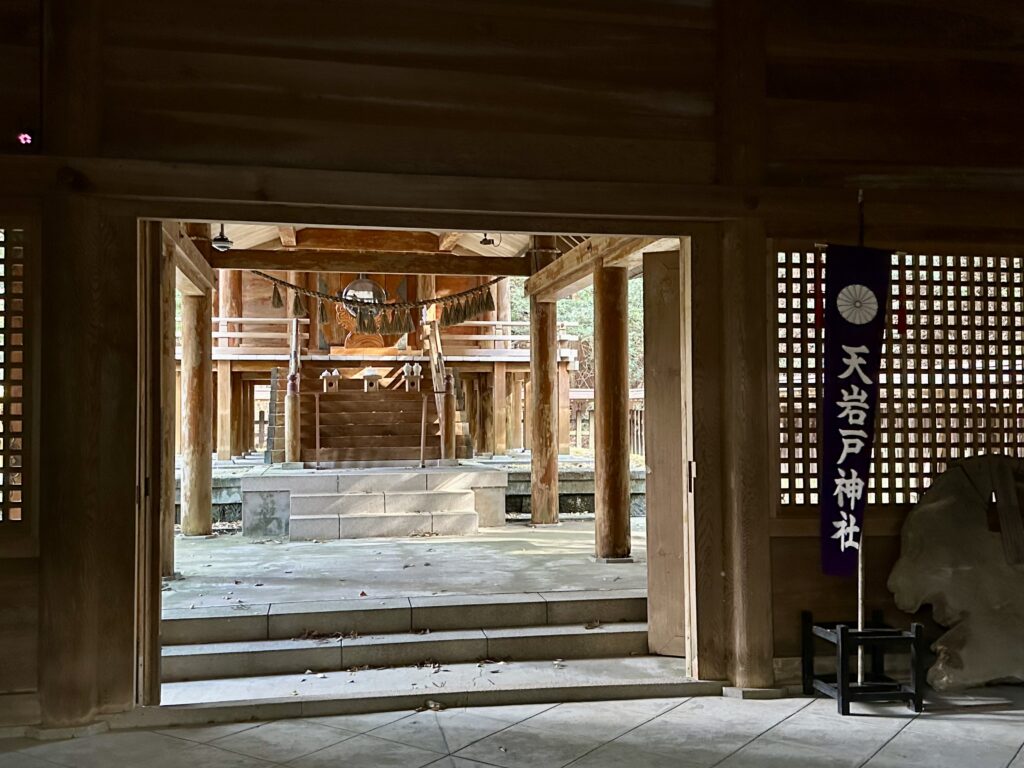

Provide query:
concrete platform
left=165, top=519, right=648, bottom=611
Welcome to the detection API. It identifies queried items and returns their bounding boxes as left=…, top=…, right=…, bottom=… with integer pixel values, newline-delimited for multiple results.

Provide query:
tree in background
left=508, top=276, right=644, bottom=390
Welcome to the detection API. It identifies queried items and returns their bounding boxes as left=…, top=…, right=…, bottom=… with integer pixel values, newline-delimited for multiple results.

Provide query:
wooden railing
left=569, top=388, right=646, bottom=456
left=176, top=315, right=577, bottom=365
left=175, top=316, right=309, bottom=356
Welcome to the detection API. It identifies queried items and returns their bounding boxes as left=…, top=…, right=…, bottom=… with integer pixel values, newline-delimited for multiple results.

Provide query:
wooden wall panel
left=765, top=1, right=1024, bottom=189
left=770, top=535, right=938, bottom=658
left=0, top=558, right=38, bottom=694
left=0, top=1, right=40, bottom=147
left=97, top=0, right=716, bottom=184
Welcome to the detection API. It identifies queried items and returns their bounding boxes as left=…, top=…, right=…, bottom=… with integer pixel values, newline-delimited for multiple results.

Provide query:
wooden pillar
left=160, top=232, right=177, bottom=578
left=442, top=374, right=458, bottom=461
left=306, top=273, right=320, bottom=351
left=181, top=292, right=214, bottom=535
left=230, top=372, right=245, bottom=457
left=466, top=376, right=480, bottom=455
left=493, top=362, right=508, bottom=455
left=481, top=277, right=497, bottom=349
left=523, top=378, right=532, bottom=450
left=529, top=235, right=560, bottom=524
left=174, top=369, right=181, bottom=454
left=594, top=262, right=631, bottom=560
left=245, top=381, right=255, bottom=452
left=218, top=268, right=242, bottom=347
left=216, top=361, right=233, bottom=460
left=509, top=374, right=523, bottom=450
left=643, top=249, right=687, bottom=657
left=479, top=376, right=495, bottom=455
left=721, top=219, right=774, bottom=688
left=557, top=360, right=571, bottom=454
left=495, top=278, right=511, bottom=349
left=285, top=371, right=301, bottom=463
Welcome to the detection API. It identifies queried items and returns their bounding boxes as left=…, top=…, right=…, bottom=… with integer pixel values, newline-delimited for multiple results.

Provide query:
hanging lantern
left=341, top=274, right=387, bottom=318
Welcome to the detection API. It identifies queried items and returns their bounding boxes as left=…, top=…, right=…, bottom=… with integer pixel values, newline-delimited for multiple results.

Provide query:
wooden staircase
left=298, top=368, right=471, bottom=464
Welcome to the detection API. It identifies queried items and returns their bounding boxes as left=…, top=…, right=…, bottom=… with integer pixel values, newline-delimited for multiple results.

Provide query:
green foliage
left=508, top=276, right=645, bottom=389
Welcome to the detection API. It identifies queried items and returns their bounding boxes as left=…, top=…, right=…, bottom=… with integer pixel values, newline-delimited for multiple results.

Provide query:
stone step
left=160, top=622, right=649, bottom=682
left=143, top=657, right=719, bottom=723
left=161, top=590, right=646, bottom=645
left=290, top=510, right=478, bottom=540
left=282, top=489, right=476, bottom=519
left=385, top=490, right=475, bottom=514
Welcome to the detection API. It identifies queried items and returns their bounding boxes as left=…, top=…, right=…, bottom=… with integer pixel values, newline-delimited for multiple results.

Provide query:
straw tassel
left=483, top=285, right=496, bottom=313
left=291, top=291, right=307, bottom=318
left=271, top=283, right=284, bottom=309
left=318, top=300, right=328, bottom=325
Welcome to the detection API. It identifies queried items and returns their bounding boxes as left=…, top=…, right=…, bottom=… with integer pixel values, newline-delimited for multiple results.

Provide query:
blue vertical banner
left=820, top=245, right=891, bottom=577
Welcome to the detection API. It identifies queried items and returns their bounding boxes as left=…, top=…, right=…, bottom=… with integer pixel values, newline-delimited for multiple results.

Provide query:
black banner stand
left=801, top=611, right=925, bottom=715
left=805, top=193, right=926, bottom=715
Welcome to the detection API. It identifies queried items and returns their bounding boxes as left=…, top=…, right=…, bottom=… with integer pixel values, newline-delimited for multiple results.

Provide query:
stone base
left=591, top=556, right=636, bottom=565
left=722, top=686, right=790, bottom=700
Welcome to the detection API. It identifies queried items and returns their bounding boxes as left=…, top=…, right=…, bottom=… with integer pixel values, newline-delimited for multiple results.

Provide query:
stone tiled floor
left=5, top=686, right=1024, bottom=768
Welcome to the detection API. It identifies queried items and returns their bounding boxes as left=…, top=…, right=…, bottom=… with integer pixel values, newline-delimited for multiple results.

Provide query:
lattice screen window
left=0, top=227, right=25, bottom=524
left=777, top=250, right=1024, bottom=511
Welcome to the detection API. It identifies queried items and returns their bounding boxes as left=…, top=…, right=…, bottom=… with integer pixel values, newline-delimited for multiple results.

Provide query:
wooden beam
left=296, top=228, right=440, bottom=252
left=162, top=221, right=216, bottom=294
left=438, top=232, right=462, bottom=251
left=525, top=236, right=659, bottom=302
left=278, top=226, right=297, bottom=247
left=211, top=249, right=532, bottom=276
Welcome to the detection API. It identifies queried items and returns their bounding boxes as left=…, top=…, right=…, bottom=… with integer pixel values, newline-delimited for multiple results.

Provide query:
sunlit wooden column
left=557, top=360, right=571, bottom=454
left=215, top=268, right=240, bottom=459
left=159, top=234, right=177, bottom=577
left=181, top=291, right=213, bottom=535
left=529, top=235, right=560, bottom=524
left=593, top=261, right=631, bottom=560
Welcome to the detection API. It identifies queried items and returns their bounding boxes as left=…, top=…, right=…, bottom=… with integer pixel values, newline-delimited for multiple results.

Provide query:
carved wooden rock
left=888, top=455, right=1024, bottom=690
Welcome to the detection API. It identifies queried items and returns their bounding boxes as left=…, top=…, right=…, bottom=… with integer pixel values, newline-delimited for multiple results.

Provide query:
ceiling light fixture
left=211, top=223, right=234, bottom=252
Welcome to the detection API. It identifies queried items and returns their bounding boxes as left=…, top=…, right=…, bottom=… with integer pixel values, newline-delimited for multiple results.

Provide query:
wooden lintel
left=525, top=236, right=659, bottom=301
left=162, top=222, right=216, bottom=294
left=210, top=248, right=532, bottom=277
left=295, top=228, right=440, bottom=252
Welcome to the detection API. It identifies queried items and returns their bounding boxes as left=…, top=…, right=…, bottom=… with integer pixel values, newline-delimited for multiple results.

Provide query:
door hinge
left=687, top=460, right=697, bottom=494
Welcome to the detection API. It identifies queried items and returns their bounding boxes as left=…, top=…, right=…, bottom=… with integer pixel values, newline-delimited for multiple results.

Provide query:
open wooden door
left=643, top=246, right=693, bottom=658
